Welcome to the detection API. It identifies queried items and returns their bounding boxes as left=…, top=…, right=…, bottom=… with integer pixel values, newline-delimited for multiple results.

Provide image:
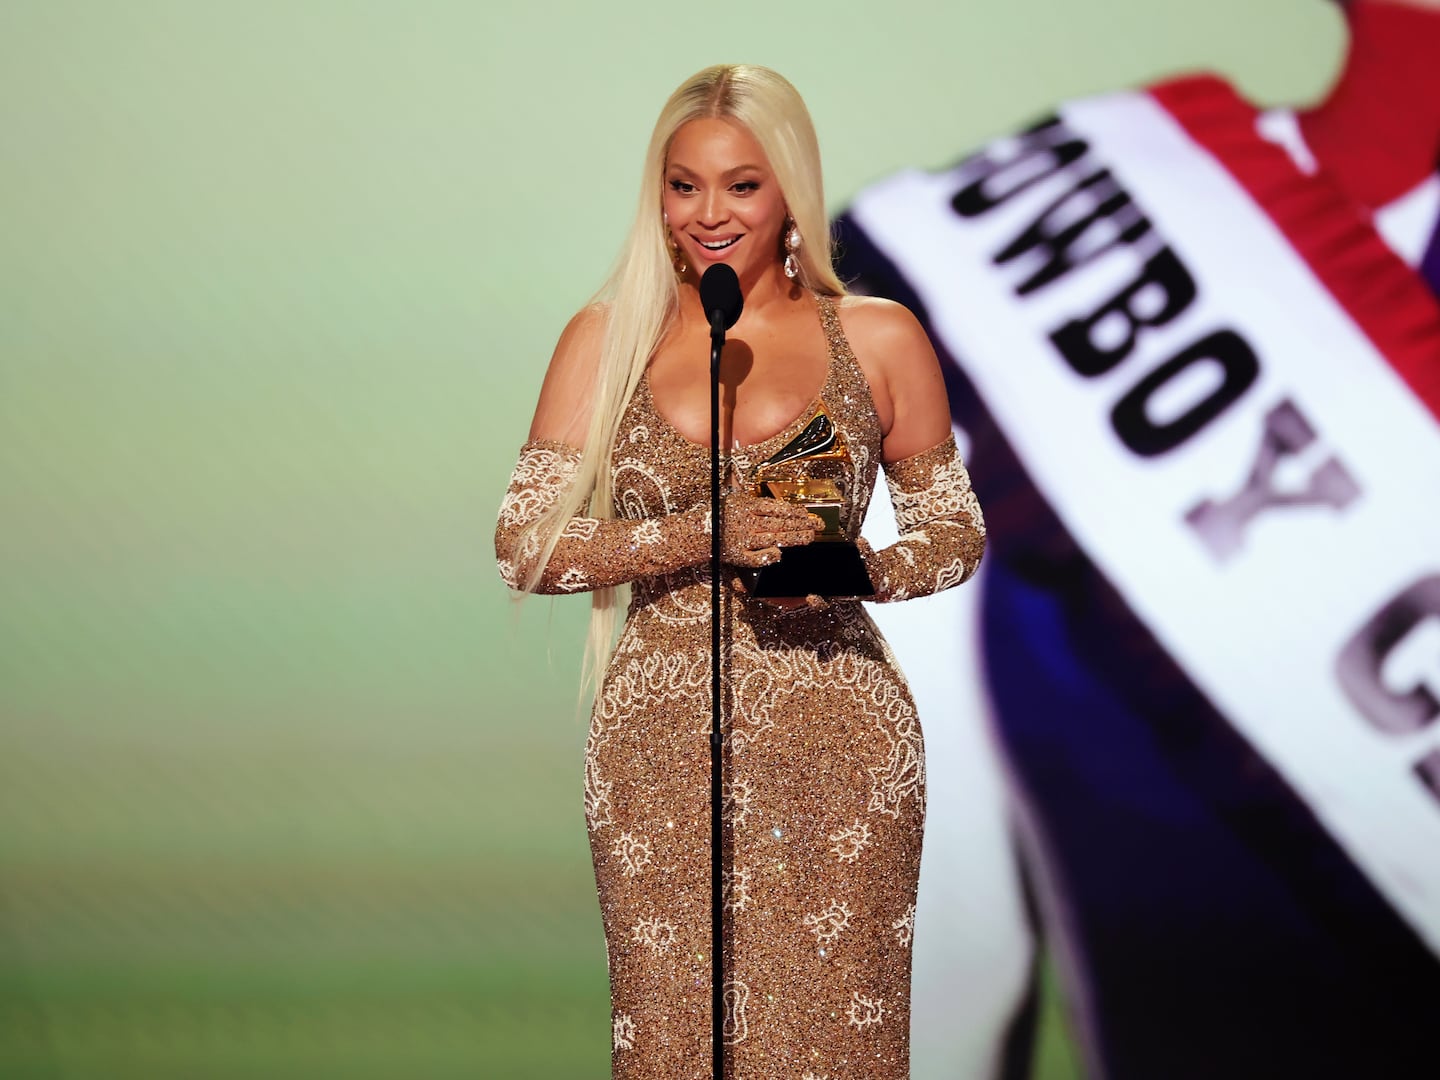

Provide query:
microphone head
left=699, top=263, right=743, bottom=331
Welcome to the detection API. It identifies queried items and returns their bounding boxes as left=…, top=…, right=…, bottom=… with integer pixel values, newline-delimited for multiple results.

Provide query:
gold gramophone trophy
left=748, top=405, right=875, bottom=599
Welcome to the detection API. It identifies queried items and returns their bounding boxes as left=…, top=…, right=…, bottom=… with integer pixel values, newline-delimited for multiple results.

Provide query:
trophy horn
left=754, top=407, right=849, bottom=479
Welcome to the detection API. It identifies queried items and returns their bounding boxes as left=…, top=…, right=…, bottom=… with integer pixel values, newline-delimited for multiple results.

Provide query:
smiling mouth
left=696, top=236, right=740, bottom=251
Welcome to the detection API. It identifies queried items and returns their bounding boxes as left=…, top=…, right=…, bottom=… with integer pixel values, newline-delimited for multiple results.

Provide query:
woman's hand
left=721, top=494, right=822, bottom=568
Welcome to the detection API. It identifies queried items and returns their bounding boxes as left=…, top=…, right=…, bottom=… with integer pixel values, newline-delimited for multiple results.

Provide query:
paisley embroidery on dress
left=828, top=821, right=872, bottom=862
left=723, top=980, right=750, bottom=1045
left=845, top=991, right=885, bottom=1030
left=724, top=777, right=755, bottom=828
left=892, top=903, right=917, bottom=948
left=584, top=742, right=613, bottom=834
left=802, top=900, right=853, bottom=943
left=613, top=1013, right=636, bottom=1051
left=631, top=914, right=677, bottom=955
left=611, top=831, right=653, bottom=877
left=864, top=667, right=926, bottom=818
left=723, top=866, right=753, bottom=913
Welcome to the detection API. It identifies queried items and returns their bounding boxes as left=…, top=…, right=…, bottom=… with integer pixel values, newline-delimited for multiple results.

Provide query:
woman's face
left=662, top=117, right=789, bottom=285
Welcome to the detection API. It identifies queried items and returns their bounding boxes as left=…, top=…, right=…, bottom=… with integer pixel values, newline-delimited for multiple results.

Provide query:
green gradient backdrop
left=1, top=3, right=1338, bottom=1077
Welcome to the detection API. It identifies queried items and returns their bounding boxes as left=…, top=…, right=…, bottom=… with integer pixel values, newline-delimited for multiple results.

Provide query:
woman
left=495, top=64, right=984, bottom=1078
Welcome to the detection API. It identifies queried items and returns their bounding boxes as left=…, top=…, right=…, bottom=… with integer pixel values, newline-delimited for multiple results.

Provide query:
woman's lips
left=692, top=235, right=742, bottom=259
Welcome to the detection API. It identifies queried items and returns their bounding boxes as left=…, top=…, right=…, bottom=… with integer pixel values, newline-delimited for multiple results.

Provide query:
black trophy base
left=751, top=540, right=875, bottom=599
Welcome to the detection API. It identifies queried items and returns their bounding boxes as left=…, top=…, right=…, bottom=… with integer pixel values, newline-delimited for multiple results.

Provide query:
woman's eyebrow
left=665, top=163, right=765, bottom=177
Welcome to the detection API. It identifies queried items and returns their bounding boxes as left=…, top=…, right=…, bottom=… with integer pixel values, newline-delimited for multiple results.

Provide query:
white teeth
left=699, top=237, right=738, bottom=250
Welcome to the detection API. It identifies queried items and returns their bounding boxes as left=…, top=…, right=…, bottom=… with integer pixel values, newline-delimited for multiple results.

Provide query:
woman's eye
left=668, top=180, right=695, bottom=193
left=732, top=181, right=759, bottom=194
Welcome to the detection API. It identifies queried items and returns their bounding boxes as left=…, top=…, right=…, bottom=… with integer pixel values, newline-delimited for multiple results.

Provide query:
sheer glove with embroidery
left=860, top=436, right=986, bottom=603
left=495, top=441, right=818, bottom=594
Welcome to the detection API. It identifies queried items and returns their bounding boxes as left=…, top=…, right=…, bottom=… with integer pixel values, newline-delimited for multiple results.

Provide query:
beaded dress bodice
left=616, top=296, right=883, bottom=618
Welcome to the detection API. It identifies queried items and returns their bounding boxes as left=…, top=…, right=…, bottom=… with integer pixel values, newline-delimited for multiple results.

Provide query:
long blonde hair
left=522, top=64, right=847, bottom=698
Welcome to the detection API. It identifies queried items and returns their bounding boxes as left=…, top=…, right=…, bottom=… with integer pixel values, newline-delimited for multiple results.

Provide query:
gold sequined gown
left=496, top=297, right=985, bottom=1079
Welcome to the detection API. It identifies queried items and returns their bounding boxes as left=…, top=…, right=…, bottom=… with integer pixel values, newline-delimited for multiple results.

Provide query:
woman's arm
left=859, top=437, right=986, bottom=602
left=495, top=440, right=713, bottom=593
left=841, top=297, right=986, bottom=602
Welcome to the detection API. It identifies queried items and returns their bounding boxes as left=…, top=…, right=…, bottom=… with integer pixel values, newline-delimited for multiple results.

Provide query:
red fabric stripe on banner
left=1150, top=75, right=1440, bottom=421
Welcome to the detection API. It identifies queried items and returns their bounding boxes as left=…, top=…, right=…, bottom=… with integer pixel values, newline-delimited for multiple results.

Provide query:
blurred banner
left=844, top=37, right=1440, bottom=1080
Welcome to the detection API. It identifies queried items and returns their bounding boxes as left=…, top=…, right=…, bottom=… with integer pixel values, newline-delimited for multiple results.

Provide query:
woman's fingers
left=750, top=506, right=822, bottom=534
left=722, top=495, right=827, bottom=564
left=735, top=546, right=781, bottom=567
left=755, top=525, right=817, bottom=549
left=754, top=506, right=812, bottom=527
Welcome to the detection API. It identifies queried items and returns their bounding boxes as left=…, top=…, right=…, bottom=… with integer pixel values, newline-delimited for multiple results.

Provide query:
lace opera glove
left=860, top=436, right=986, bottom=603
left=495, top=440, right=711, bottom=594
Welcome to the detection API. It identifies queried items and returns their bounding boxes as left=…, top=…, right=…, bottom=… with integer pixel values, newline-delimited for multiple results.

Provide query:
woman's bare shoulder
left=834, top=294, right=937, bottom=379
left=529, top=302, right=611, bottom=444
left=557, top=301, right=611, bottom=355
left=834, top=294, right=931, bottom=361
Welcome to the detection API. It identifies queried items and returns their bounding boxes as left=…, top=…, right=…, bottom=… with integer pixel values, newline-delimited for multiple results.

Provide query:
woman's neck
left=680, top=262, right=801, bottom=327
left=1297, top=1, right=1440, bottom=209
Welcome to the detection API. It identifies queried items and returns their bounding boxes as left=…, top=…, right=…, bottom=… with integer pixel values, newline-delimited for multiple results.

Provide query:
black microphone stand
left=708, top=306, right=725, bottom=1080
left=699, top=261, right=740, bottom=1078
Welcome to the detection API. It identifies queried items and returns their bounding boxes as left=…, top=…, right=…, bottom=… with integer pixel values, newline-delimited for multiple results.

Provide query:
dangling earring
left=783, top=219, right=802, bottom=280
left=667, top=226, right=688, bottom=279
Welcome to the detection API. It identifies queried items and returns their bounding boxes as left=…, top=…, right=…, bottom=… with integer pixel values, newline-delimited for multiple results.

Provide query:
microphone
left=700, top=263, right=743, bottom=340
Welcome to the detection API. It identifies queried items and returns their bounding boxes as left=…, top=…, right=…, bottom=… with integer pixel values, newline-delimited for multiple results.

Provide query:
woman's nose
left=698, top=191, right=727, bottom=227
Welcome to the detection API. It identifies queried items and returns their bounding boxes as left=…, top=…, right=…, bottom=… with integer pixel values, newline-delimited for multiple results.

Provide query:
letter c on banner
left=1337, top=575, right=1440, bottom=735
